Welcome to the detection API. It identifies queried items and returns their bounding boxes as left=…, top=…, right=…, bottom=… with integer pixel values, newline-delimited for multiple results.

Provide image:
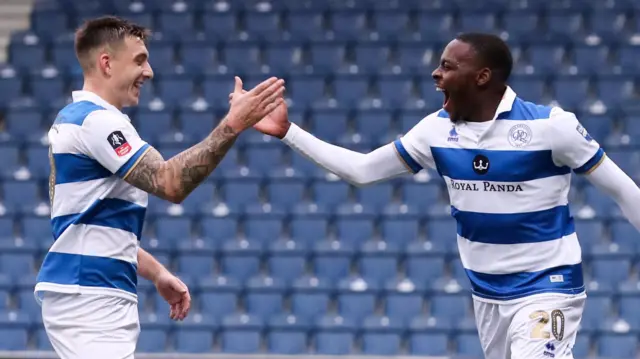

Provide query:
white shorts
left=41, top=292, right=140, bottom=359
left=474, top=293, right=586, bottom=359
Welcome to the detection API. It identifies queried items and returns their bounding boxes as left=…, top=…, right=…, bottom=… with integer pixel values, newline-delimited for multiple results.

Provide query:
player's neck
left=82, top=79, right=124, bottom=111
left=465, top=88, right=505, bottom=123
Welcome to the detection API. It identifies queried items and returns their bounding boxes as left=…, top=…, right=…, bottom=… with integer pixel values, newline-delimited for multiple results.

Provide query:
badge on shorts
left=108, top=131, right=131, bottom=157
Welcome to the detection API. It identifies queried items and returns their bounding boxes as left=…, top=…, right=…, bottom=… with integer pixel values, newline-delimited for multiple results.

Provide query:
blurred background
left=0, top=0, right=638, bottom=358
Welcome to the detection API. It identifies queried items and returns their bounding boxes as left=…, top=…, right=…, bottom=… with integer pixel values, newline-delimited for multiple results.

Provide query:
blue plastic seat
left=220, top=240, right=261, bottom=282
left=289, top=76, right=326, bottom=108
left=311, top=181, right=349, bottom=208
left=221, top=314, right=263, bottom=353
left=155, top=217, right=192, bottom=242
left=458, top=12, right=497, bottom=33
left=3, top=181, right=40, bottom=212
left=291, top=276, right=332, bottom=321
left=337, top=277, right=378, bottom=322
left=590, top=258, right=630, bottom=286
left=31, top=73, right=65, bottom=106
left=25, top=146, right=50, bottom=179
left=244, top=11, right=281, bottom=39
left=0, top=76, right=23, bottom=106
left=405, top=242, right=446, bottom=284
left=136, top=109, right=173, bottom=141
left=314, top=315, right=356, bottom=355
left=361, top=315, right=403, bottom=355
left=222, top=178, right=261, bottom=207
left=503, top=10, right=538, bottom=39
left=597, top=334, right=637, bottom=358
left=332, top=76, right=369, bottom=108
left=244, top=205, right=286, bottom=245
left=267, top=314, right=309, bottom=354
left=245, top=276, right=285, bottom=320
left=290, top=216, right=329, bottom=245
left=385, top=288, right=424, bottom=324
left=371, top=11, right=409, bottom=40
left=574, top=220, right=604, bottom=252
left=0, top=310, right=30, bottom=350
left=180, top=43, right=216, bottom=74
left=175, top=242, right=216, bottom=277
left=267, top=240, right=307, bottom=283
left=137, top=329, right=168, bottom=352
left=224, top=43, right=262, bottom=74
left=552, top=76, right=590, bottom=108
left=573, top=45, right=610, bottom=75
left=582, top=295, right=612, bottom=329
left=200, top=216, right=238, bottom=244
left=9, top=40, right=46, bottom=71
left=157, top=11, right=195, bottom=39
left=4, top=109, right=43, bottom=139
left=409, top=332, right=448, bottom=356
left=287, top=11, right=325, bottom=41
left=358, top=241, right=399, bottom=283
left=456, top=333, right=483, bottom=357
left=157, top=76, right=194, bottom=105
left=199, top=276, right=241, bottom=319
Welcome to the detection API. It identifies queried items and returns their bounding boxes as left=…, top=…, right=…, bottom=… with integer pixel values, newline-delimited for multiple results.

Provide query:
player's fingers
left=259, top=86, right=285, bottom=109
left=255, top=79, right=284, bottom=101
left=233, top=76, right=243, bottom=94
left=258, top=97, right=284, bottom=118
left=248, top=77, right=279, bottom=96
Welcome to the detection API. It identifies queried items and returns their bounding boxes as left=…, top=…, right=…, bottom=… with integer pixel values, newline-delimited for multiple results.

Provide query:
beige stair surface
left=0, top=0, right=36, bottom=63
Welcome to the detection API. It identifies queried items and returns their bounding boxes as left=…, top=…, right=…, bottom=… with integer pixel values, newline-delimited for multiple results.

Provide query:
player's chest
left=429, top=121, right=559, bottom=181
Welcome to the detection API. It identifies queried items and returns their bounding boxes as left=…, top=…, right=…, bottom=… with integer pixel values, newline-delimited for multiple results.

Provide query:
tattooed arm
left=123, top=76, right=284, bottom=203
left=124, top=120, right=238, bottom=203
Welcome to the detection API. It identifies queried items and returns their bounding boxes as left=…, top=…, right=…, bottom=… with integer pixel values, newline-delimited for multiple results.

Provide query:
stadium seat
left=199, top=276, right=241, bottom=319
left=361, top=315, right=403, bottom=355
left=314, top=315, right=356, bottom=355
left=267, top=240, right=307, bottom=283
left=244, top=276, right=286, bottom=320
left=220, top=314, right=263, bottom=353
left=267, top=315, right=309, bottom=354
left=291, top=276, right=331, bottom=321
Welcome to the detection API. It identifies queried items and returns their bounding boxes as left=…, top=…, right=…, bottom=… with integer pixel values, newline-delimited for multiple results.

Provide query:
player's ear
left=98, top=51, right=112, bottom=77
left=476, top=67, right=491, bottom=87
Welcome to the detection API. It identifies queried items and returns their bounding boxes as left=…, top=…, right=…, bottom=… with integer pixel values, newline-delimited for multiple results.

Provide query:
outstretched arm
left=585, top=157, right=640, bottom=230
left=282, top=123, right=410, bottom=186
left=124, top=121, right=238, bottom=203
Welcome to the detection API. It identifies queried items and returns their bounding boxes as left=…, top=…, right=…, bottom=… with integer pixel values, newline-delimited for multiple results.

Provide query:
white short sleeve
left=81, top=110, right=150, bottom=178
left=549, top=108, right=604, bottom=174
left=393, top=114, right=437, bottom=173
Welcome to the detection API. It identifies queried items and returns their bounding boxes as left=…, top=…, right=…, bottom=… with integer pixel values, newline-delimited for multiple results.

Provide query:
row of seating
left=11, top=38, right=640, bottom=77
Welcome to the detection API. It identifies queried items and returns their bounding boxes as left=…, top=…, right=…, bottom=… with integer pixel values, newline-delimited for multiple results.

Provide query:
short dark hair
left=75, top=16, right=151, bottom=72
left=455, top=32, right=513, bottom=83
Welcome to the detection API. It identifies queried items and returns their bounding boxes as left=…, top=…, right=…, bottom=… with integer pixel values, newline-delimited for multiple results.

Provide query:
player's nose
left=143, top=63, right=154, bottom=80
left=432, top=67, right=442, bottom=81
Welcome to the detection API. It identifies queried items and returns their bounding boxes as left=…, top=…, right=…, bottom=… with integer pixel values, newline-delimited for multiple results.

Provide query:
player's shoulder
left=54, top=100, right=112, bottom=127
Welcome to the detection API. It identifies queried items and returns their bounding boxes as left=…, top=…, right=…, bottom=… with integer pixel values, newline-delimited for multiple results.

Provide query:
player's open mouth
left=134, top=81, right=143, bottom=89
left=436, top=86, right=450, bottom=108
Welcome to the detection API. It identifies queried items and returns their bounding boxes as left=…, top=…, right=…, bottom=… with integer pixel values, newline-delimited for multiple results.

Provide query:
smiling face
left=103, top=36, right=153, bottom=107
left=432, top=39, right=492, bottom=122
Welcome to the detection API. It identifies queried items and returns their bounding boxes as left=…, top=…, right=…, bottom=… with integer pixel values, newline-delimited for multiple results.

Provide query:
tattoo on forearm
left=125, top=121, right=238, bottom=201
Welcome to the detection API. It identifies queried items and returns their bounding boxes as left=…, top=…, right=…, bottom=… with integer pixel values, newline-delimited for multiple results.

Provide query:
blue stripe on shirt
left=54, top=101, right=105, bottom=126
left=394, top=139, right=423, bottom=173
left=37, top=252, right=137, bottom=294
left=465, top=263, right=584, bottom=301
left=574, top=148, right=605, bottom=174
left=51, top=198, right=146, bottom=240
left=54, top=153, right=112, bottom=184
left=431, top=147, right=570, bottom=182
left=451, top=205, right=575, bottom=244
left=115, top=143, right=150, bottom=178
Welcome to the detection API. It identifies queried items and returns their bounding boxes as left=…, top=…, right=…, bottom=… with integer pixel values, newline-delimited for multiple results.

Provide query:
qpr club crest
left=508, top=124, right=533, bottom=148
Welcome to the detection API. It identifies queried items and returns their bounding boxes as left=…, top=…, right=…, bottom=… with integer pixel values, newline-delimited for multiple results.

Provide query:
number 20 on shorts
left=529, top=310, right=565, bottom=340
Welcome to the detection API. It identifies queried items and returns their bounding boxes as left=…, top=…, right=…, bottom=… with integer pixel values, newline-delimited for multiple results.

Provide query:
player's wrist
left=280, top=122, right=297, bottom=142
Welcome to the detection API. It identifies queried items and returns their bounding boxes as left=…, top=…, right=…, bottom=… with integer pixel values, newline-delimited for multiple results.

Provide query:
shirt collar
left=492, top=85, right=517, bottom=120
left=71, top=90, right=123, bottom=115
